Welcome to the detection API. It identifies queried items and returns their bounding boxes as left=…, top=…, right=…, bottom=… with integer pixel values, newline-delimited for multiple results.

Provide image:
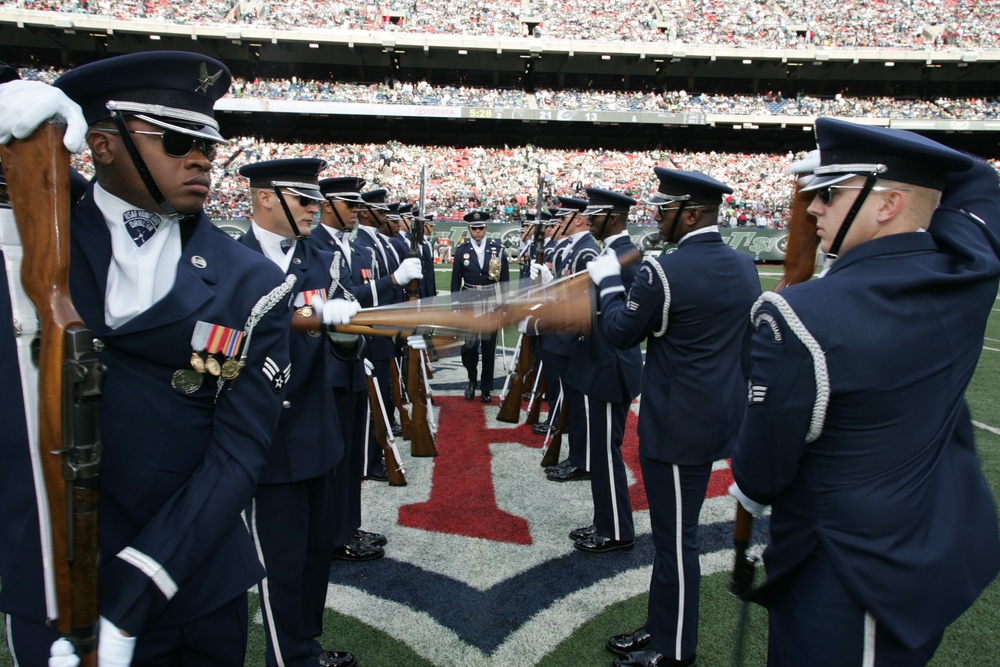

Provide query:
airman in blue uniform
left=0, top=52, right=293, bottom=666
left=591, top=169, right=761, bottom=667
left=310, top=176, right=386, bottom=562
left=731, top=118, right=1000, bottom=666
left=450, top=211, right=510, bottom=402
left=560, top=188, right=644, bottom=553
left=237, top=158, right=359, bottom=667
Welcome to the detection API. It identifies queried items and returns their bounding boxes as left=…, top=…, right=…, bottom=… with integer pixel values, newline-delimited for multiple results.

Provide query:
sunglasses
left=103, top=127, right=218, bottom=160
left=816, top=185, right=913, bottom=206
left=285, top=193, right=321, bottom=208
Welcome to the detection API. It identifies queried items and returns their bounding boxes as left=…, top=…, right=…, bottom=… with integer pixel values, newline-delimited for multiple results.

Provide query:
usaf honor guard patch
left=262, top=356, right=291, bottom=393
left=123, top=209, right=161, bottom=247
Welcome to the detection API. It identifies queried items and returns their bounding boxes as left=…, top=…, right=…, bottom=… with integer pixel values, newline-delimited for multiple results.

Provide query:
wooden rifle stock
left=405, top=216, right=436, bottom=456
left=365, top=374, right=406, bottom=486
left=390, top=360, right=412, bottom=440
left=539, top=390, right=569, bottom=467
left=524, top=369, right=546, bottom=425
left=1, top=123, right=100, bottom=664
left=496, top=333, right=531, bottom=423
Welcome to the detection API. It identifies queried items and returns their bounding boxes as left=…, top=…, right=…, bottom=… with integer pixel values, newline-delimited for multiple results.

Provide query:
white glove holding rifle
left=0, top=80, right=88, bottom=153
left=322, top=298, right=361, bottom=326
left=393, top=257, right=423, bottom=285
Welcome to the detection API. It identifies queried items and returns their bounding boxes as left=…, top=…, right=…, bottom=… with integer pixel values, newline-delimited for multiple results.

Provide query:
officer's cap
left=649, top=168, right=732, bottom=208
left=54, top=51, right=231, bottom=144
left=385, top=202, right=404, bottom=221
left=238, top=158, right=326, bottom=201
left=361, top=189, right=390, bottom=210
left=424, top=213, right=435, bottom=224
left=584, top=188, right=637, bottom=216
left=398, top=203, right=414, bottom=217
left=803, top=117, right=974, bottom=192
left=319, top=176, right=366, bottom=204
left=464, top=211, right=491, bottom=227
left=555, top=197, right=588, bottom=218
left=525, top=210, right=554, bottom=223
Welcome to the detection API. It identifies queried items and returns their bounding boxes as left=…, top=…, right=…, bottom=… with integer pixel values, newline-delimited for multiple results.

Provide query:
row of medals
left=172, top=351, right=242, bottom=394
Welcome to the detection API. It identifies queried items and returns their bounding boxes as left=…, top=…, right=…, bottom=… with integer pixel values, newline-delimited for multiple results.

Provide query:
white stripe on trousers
left=862, top=612, right=876, bottom=667
left=672, top=464, right=686, bottom=660
left=248, top=499, right=287, bottom=667
left=603, top=402, right=620, bottom=540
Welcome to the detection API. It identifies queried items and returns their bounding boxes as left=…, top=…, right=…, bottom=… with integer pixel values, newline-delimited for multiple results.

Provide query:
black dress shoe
left=546, top=466, right=591, bottom=482
left=522, top=392, right=533, bottom=402
left=481, top=392, right=493, bottom=404
left=332, top=539, right=385, bottom=562
left=318, top=650, right=357, bottom=667
left=606, top=628, right=651, bottom=657
left=390, top=422, right=403, bottom=436
left=364, top=466, right=388, bottom=482
left=544, top=458, right=572, bottom=474
left=464, top=380, right=476, bottom=401
left=612, top=649, right=696, bottom=667
left=353, top=528, right=387, bottom=547
left=569, top=524, right=597, bottom=541
left=532, top=420, right=552, bottom=435
left=574, top=534, right=634, bottom=553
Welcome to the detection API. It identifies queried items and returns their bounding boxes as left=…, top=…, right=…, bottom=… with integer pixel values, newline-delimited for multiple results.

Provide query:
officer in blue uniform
left=590, top=169, right=761, bottom=667
left=450, top=211, right=510, bottom=402
left=560, top=188, right=643, bottom=553
left=731, top=118, right=1000, bottom=666
left=420, top=213, right=439, bottom=298
left=311, top=176, right=385, bottom=562
left=400, top=207, right=437, bottom=299
left=0, top=52, right=293, bottom=666
left=237, top=158, right=360, bottom=667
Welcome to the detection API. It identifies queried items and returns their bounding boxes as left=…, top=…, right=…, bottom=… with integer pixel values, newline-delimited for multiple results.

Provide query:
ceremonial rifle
left=497, top=169, right=547, bottom=423
left=729, top=180, right=818, bottom=667
left=405, top=165, right=437, bottom=456
left=365, top=369, right=407, bottom=486
left=1, top=122, right=101, bottom=665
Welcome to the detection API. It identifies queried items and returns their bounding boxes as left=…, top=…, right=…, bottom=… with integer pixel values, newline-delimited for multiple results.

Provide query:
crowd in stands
left=16, top=66, right=1000, bottom=120
left=5, top=0, right=1000, bottom=49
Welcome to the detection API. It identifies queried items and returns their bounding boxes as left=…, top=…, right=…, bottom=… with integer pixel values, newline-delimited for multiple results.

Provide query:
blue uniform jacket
left=240, top=231, right=346, bottom=483
left=732, top=159, right=1000, bottom=647
left=541, top=233, right=600, bottom=359
left=564, top=235, right=643, bottom=404
left=450, top=238, right=510, bottom=295
left=352, top=228, right=401, bottom=361
left=1, top=190, right=292, bottom=635
left=597, top=229, right=760, bottom=464
left=306, top=225, right=367, bottom=393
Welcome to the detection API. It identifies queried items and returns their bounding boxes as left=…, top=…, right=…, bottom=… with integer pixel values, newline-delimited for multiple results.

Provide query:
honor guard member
left=532, top=198, right=584, bottom=437
left=311, top=176, right=386, bottom=562
left=532, top=197, right=598, bottom=480
left=558, top=188, right=643, bottom=553
left=0, top=52, right=293, bottom=666
left=238, top=158, right=361, bottom=667
left=518, top=210, right=553, bottom=289
left=450, top=210, right=510, bottom=402
left=590, top=169, right=760, bottom=667
left=385, top=202, right=409, bottom=265
left=731, top=119, right=1000, bottom=666
left=405, top=208, right=438, bottom=298
left=355, top=190, right=423, bottom=458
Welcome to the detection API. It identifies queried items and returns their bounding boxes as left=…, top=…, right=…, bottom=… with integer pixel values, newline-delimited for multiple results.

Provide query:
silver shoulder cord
left=219, top=274, right=297, bottom=394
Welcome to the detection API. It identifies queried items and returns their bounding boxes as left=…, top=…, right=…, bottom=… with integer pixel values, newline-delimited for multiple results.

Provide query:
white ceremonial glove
left=728, top=482, right=768, bottom=518
left=406, top=334, right=428, bottom=350
left=517, top=317, right=530, bottom=335
left=785, top=148, right=820, bottom=188
left=0, top=80, right=88, bottom=153
left=98, top=616, right=136, bottom=667
left=363, top=358, right=375, bottom=375
left=321, top=298, right=361, bottom=326
left=586, top=251, right=621, bottom=285
left=392, top=257, right=423, bottom=284
left=529, top=261, right=553, bottom=284
left=48, top=638, right=80, bottom=667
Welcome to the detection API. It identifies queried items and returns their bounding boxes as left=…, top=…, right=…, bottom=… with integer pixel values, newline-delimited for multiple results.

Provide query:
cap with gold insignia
left=463, top=211, right=491, bottom=228
left=54, top=51, right=231, bottom=144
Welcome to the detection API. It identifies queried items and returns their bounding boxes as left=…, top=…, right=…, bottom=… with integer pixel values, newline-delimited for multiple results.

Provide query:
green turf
left=3, top=265, right=999, bottom=667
